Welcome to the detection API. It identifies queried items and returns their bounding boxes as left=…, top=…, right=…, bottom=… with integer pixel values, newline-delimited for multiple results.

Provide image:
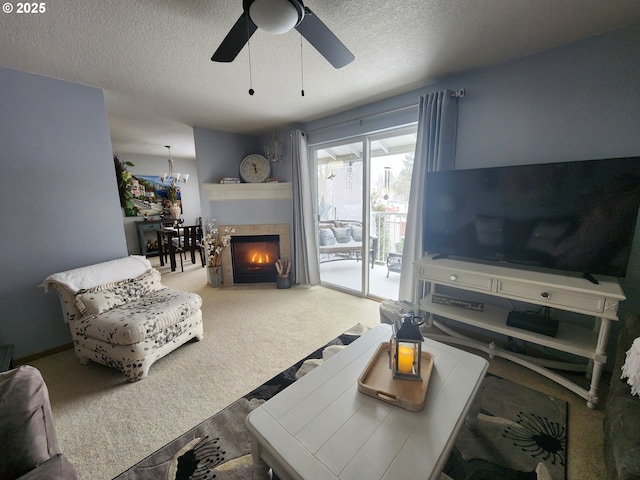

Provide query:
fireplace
left=231, top=235, right=280, bottom=283
left=220, top=224, right=291, bottom=286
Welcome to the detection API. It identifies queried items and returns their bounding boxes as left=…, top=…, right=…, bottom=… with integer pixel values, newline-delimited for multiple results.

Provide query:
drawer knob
left=450, top=274, right=457, bottom=282
left=540, top=292, right=550, bottom=299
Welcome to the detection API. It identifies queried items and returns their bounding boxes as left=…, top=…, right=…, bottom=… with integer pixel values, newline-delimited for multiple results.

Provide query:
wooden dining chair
left=176, top=225, right=206, bottom=271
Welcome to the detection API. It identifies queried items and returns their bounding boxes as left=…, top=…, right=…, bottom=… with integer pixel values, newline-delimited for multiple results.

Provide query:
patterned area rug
left=444, top=374, right=567, bottom=480
left=114, top=325, right=567, bottom=480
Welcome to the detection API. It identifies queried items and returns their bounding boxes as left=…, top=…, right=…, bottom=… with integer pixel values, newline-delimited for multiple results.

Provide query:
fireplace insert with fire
left=231, top=235, right=280, bottom=283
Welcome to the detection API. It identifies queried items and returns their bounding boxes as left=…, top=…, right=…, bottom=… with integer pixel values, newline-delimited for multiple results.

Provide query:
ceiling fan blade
left=211, top=13, right=258, bottom=62
left=295, top=7, right=354, bottom=69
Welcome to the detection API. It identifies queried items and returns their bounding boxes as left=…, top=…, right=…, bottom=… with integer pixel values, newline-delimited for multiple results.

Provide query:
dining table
left=156, top=225, right=205, bottom=272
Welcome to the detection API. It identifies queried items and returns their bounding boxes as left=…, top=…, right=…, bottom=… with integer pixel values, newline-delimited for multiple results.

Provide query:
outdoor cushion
left=319, top=228, right=336, bottom=246
left=351, top=225, right=363, bottom=241
left=332, top=226, right=352, bottom=243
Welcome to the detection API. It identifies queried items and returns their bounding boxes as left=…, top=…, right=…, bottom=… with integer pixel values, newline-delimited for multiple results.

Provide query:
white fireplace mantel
left=202, top=182, right=292, bottom=201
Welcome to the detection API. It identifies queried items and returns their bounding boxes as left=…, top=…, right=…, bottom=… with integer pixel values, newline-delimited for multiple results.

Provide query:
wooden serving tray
left=358, top=342, right=434, bottom=412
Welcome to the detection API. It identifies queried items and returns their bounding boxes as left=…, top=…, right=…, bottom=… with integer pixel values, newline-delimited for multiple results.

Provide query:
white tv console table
left=413, top=256, right=626, bottom=408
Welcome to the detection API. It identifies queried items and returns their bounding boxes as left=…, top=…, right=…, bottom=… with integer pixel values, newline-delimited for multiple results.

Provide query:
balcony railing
left=373, top=212, right=406, bottom=264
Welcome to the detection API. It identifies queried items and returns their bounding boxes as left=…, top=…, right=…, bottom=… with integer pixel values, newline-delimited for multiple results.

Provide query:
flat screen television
left=423, top=157, right=640, bottom=278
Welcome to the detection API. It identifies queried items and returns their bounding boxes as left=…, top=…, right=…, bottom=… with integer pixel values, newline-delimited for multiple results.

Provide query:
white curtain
left=291, top=129, right=321, bottom=285
left=398, top=91, right=458, bottom=302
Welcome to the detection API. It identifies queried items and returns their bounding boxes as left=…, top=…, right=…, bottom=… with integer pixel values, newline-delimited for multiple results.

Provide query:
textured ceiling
left=2, top=0, right=640, bottom=159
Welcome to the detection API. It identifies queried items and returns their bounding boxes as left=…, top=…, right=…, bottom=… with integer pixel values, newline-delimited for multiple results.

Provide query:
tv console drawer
left=418, top=265, right=493, bottom=292
left=496, top=279, right=605, bottom=314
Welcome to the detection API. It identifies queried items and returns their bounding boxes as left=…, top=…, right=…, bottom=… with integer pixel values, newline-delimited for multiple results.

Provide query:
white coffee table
left=246, top=324, right=489, bottom=480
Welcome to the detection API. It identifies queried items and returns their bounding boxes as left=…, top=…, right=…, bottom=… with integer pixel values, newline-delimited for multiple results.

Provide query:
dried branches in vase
left=275, top=258, right=292, bottom=289
left=204, top=220, right=234, bottom=269
left=275, top=258, right=291, bottom=277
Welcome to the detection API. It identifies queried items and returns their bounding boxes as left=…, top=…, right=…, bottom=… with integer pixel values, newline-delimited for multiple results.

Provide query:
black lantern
left=389, top=313, right=424, bottom=381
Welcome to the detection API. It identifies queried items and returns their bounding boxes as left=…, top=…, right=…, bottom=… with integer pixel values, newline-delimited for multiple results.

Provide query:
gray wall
left=0, top=67, right=127, bottom=359
left=193, top=127, right=292, bottom=226
left=115, top=153, right=203, bottom=255
left=302, top=24, right=640, bottom=372
left=445, top=26, right=640, bottom=168
left=303, top=25, right=640, bottom=319
left=429, top=25, right=640, bottom=319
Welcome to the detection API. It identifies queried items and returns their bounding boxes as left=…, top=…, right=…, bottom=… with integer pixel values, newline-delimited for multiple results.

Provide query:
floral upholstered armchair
left=42, top=256, right=203, bottom=382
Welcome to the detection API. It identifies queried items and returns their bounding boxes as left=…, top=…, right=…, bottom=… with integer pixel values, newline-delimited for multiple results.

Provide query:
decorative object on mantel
left=264, top=133, right=284, bottom=163
left=275, top=258, right=291, bottom=289
left=204, top=220, right=234, bottom=287
left=161, top=146, right=188, bottom=222
left=431, top=294, right=484, bottom=312
left=219, top=177, right=241, bottom=184
left=239, top=154, right=271, bottom=183
left=621, top=336, right=640, bottom=397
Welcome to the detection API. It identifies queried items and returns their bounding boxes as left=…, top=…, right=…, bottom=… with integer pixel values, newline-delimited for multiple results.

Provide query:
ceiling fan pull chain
left=300, top=35, right=305, bottom=97
left=247, top=21, right=255, bottom=96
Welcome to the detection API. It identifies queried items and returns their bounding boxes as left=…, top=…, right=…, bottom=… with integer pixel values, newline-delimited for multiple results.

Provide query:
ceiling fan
left=211, top=0, right=355, bottom=69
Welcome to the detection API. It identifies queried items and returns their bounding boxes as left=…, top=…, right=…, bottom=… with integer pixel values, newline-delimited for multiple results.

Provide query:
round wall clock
left=239, top=154, right=271, bottom=183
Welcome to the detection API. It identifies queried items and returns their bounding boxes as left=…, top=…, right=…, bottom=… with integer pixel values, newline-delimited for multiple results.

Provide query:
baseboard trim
left=14, top=343, right=74, bottom=366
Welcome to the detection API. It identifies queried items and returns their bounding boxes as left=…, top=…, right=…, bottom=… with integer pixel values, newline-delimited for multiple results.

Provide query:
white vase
left=168, top=202, right=181, bottom=220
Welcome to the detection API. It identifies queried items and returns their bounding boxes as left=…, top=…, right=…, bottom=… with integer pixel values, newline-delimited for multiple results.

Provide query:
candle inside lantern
left=397, top=345, right=414, bottom=374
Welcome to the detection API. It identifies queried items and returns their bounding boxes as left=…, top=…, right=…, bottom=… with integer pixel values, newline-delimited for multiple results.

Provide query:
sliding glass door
left=315, top=138, right=366, bottom=293
left=313, top=126, right=417, bottom=298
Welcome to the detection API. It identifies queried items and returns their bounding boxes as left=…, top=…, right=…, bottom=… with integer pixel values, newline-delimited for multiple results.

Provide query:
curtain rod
left=305, top=102, right=419, bottom=135
left=305, top=89, right=466, bottom=135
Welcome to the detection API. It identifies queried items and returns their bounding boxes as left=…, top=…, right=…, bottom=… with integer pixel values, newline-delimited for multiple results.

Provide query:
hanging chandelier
left=160, top=146, right=189, bottom=184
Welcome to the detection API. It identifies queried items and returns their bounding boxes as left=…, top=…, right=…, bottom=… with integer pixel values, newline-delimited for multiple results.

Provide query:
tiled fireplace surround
left=219, top=224, right=291, bottom=285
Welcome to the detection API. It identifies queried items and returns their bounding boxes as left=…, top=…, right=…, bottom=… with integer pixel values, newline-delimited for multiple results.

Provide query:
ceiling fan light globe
left=249, top=0, right=301, bottom=34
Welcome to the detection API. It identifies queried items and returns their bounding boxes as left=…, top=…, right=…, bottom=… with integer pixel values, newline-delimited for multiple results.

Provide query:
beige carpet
left=29, top=259, right=607, bottom=479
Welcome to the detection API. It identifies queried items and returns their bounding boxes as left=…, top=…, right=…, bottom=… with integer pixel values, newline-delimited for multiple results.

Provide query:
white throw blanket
left=621, top=337, right=640, bottom=397
left=41, top=256, right=151, bottom=293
